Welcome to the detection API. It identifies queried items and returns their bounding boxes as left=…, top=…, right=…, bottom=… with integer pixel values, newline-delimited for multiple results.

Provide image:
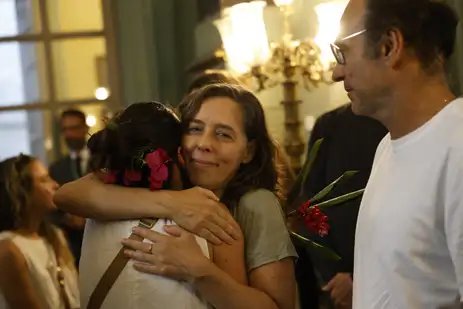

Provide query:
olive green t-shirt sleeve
left=234, top=189, right=298, bottom=272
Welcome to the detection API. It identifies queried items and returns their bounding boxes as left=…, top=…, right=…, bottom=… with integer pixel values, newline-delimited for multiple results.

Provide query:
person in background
left=0, top=154, right=79, bottom=309
left=50, top=109, right=90, bottom=184
left=49, top=108, right=89, bottom=265
left=295, top=103, right=386, bottom=308
left=333, top=0, right=462, bottom=307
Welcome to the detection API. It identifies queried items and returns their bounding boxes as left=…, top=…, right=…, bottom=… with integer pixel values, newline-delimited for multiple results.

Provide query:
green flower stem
left=315, top=189, right=365, bottom=209
left=290, top=231, right=341, bottom=260
left=310, top=170, right=359, bottom=203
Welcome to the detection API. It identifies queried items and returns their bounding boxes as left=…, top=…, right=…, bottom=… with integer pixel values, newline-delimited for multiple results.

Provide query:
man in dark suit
left=295, top=103, right=387, bottom=308
left=49, top=109, right=89, bottom=266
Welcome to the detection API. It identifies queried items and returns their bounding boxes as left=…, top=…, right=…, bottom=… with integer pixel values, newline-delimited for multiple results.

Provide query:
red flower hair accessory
left=145, top=148, right=171, bottom=190
left=102, top=169, right=117, bottom=184
left=100, top=148, right=171, bottom=190
left=123, top=169, right=142, bottom=185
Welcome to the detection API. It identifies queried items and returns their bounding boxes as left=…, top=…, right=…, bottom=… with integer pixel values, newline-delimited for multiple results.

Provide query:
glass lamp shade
left=214, top=1, right=271, bottom=74
left=273, top=0, right=294, bottom=7
left=314, top=0, right=348, bottom=68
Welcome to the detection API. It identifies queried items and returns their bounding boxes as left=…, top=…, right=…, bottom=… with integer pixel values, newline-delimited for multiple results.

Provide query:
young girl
left=79, top=101, right=246, bottom=309
left=0, top=154, right=80, bottom=309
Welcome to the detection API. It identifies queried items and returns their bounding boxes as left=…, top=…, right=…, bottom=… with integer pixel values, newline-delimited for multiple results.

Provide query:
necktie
left=75, top=155, right=83, bottom=177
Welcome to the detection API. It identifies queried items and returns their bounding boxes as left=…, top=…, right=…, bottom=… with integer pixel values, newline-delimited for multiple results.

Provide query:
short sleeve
left=234, top=189, right=298, bottom=272
left=444, top=146, right=463, bottom=300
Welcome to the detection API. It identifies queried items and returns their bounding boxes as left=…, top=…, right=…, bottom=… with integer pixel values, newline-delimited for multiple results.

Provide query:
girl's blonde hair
left=0, top=154, right=75, bottom=268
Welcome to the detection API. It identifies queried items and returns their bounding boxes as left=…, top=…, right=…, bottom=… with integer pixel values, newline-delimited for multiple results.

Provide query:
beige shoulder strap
left=87, top=218, right=158, bottom=309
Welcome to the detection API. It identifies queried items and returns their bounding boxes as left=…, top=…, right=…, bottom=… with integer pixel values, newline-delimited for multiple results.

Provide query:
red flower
left=145, top=148, right=170, bottom=190
left=102, top=170, right=117, bottom=184
left=123, top=169, right=142, bottom=185
left=298, top=200, right=311, bottom=216
left=298, top=203, right=330, bottom=237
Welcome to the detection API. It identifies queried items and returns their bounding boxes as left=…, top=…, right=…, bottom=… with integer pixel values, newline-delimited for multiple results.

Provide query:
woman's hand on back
left=122, top=226, right=209, bottom=282
left=161, top=187, right=240, bottom=245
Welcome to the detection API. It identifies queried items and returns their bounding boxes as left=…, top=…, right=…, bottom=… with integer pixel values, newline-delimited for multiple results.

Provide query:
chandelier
left=215, top=0, right=347, bottom=172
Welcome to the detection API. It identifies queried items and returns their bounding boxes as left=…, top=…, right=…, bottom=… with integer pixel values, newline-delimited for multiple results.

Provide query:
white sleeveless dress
left=79, top=218, right=211, bottom=309
left=0, top=231, right=80, bottom=309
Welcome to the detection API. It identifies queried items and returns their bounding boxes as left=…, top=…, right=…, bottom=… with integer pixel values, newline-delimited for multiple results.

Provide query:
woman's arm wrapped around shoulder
left=54, top=173, right=241, bottom=245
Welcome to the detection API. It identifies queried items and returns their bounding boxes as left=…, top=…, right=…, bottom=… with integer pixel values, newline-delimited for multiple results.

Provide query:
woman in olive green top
left=55, top=84, right=298, bottom=309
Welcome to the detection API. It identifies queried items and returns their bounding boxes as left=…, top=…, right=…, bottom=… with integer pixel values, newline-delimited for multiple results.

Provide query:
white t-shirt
left=353, top=98, right=463, bottom=309
left=79, top=218, right=211, bottom=309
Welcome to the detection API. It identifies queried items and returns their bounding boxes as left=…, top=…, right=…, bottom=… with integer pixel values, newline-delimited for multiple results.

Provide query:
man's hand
left=322, top=272, right=353, bottom=308
left=164, top=187, right=241, bottom=245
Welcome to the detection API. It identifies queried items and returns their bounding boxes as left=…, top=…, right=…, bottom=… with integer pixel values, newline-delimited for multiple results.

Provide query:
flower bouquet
left=287, top=138, right=364, bottom=260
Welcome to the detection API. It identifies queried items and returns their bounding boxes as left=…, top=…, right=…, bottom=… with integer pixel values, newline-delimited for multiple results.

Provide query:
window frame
left=0, top=0, right=122, bottom=161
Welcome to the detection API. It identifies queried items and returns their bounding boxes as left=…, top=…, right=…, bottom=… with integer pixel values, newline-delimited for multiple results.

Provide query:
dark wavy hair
left=87, top=102, right=182, bottom=188
left=187, top=70, right=241, bottom=93
left=179, top=83, right=285, bottom=207
left=0, top=154, right=75, bottom=267
left=364, top=0, right=458, bottom=72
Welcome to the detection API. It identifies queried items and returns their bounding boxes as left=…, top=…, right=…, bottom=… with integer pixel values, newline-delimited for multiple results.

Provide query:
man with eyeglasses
left=330, top=0, right=463, bottom=308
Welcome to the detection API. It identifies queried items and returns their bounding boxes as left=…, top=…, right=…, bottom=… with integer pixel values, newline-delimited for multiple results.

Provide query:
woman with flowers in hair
left=0, top=154, right=80, bottom=308
left=78, top=101, right=246, bottom=309
left=57, top=84, right=298, bottom=309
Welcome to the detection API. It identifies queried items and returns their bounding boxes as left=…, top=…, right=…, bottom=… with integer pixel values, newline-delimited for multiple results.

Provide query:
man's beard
left=65, top=138, right=86, bottom=151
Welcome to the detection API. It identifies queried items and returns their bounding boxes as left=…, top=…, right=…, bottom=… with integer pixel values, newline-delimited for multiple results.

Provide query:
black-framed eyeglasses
left=330, top=29, right=367, bottom=65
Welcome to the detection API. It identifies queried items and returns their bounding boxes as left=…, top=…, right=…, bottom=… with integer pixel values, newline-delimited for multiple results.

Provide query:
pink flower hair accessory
left=145, top=148, right=171, bottom=190
left=123, top=169, right=142, bottom=186
left=102, top=169, right=118, bottom=184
